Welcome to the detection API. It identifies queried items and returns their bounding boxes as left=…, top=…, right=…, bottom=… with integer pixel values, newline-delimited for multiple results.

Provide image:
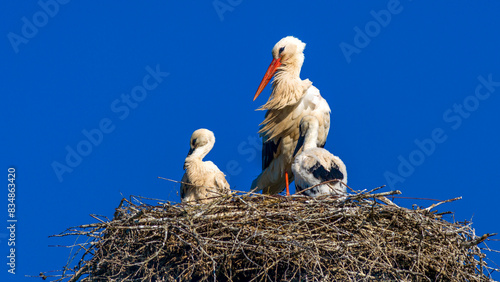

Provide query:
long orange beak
left=253, top=58, right=282, bottom=101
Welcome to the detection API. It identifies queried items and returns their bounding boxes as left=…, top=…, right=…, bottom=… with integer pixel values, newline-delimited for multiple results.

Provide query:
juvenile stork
left=292, top=116, right=347, bottom=197
left=180, top=129, right=230, bottom=204
left=251, top=36, right=331, bottom=195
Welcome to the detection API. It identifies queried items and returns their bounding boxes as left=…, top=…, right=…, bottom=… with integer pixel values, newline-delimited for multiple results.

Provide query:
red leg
left=285, top=172, right=290, bottom=196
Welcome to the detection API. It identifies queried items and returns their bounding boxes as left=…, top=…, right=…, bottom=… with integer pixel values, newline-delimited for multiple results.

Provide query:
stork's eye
left=279, top=46, right=285, bottom=55
left=192, top=139, right=197, bottom=146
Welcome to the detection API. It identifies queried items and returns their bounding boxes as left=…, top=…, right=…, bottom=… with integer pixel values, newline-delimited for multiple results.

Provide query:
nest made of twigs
left=47, top=187, right=498, bottom=281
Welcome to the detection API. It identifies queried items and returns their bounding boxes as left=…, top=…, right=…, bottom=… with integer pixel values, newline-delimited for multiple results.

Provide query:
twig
left=462, top=233, right=497, bottom=248
left=423, top=196, right=462, bottom=212
left=294, top=179, right=350, bottom=196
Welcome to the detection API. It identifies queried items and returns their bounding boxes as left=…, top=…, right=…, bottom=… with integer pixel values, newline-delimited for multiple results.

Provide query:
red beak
left=253, top=58, right=282, bottom=101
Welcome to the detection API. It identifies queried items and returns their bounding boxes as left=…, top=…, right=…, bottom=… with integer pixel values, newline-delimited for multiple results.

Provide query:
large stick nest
left=48, top=187, right=498, bottom=281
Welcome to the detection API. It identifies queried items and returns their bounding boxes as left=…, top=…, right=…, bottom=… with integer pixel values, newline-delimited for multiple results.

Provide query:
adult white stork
left=180, top=129, right=230, bottom=204
left=251, top=36, right=331, bottom=195
left=292, top=116, right=347, bottom=197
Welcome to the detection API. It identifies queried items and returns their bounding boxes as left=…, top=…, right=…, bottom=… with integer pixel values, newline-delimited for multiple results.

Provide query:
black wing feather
left=262, top=138, right=281, bottom=170
left=309, top=162, right=344, bottom=182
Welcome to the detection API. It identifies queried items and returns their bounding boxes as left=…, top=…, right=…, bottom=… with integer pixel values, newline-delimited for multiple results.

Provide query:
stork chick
left=180, top=129, right=230, bottom=204
left=292, top=116, right=347, bottom=197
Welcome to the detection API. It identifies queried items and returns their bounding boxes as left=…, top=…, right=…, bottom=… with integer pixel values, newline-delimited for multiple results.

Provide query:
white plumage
left=180, top=129, right=230, bottom=204
left=292, top=116, right=347, bottom=197
left=251, top=36, right=331, bottom=195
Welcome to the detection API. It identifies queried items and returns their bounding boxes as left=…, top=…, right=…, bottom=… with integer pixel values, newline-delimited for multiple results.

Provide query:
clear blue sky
left=2, top=1, right=499, bottom=280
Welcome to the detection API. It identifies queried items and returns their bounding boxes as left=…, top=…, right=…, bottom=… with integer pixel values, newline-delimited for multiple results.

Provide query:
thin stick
left=294, top=179, right=348, bottom=196
left=157, top=176, right=220, bottom=191
left=389, top=196, right=445, bottom=202
left=423, top=196, right=462, bottom=212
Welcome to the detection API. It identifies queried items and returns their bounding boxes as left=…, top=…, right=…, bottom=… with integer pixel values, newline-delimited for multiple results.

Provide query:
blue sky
left=2, top=1, right=499, bottom=280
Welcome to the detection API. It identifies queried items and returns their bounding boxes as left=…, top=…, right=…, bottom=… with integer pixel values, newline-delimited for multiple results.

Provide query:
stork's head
left=187, top=129, right=215, bottom=156
left=253, top=36, right=306, bottom=101
left=271, top=36, right=306, bottom=63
